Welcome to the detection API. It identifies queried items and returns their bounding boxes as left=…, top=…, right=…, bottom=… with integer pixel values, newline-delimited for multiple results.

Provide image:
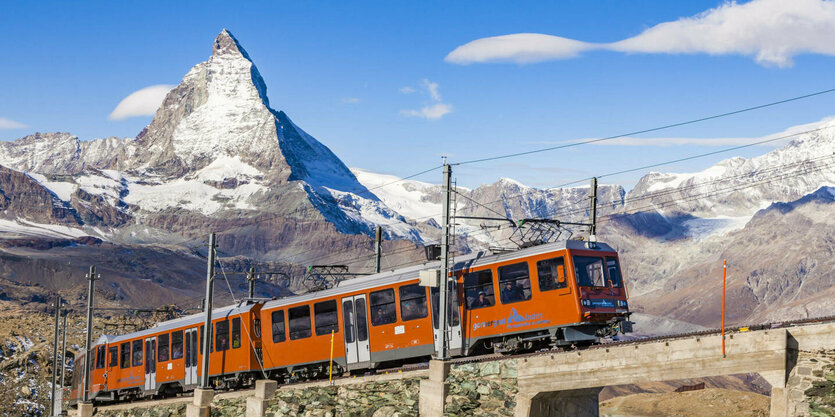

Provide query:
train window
left=464, top=270, right=495, bottom=309
left=132, top=339, right=143, bottom=367
left=271, top=310, right=286, bottom=343
left=399, top=284, right=428, bottom=321
left=342, top=300, right=355, bottom=343
left=253, top=318, right=261, bottom=338
left=120, top=342, right=130, bottom=369
left=289, top=305, right=312, bottom=340
left=231, top=318, right=241, bottom=349
left=215, top=320, right=230, bottom=351
left=158, top=334, right=170, bottom=362
left=573, top=256, right=606, bottom=287
left=96, top=345, right=106, bottom=369
left=606, top=258, right=622, bottom=287
left=430, top=283, right=461, bottom=329
left=109, top=346, right=118, bottom=367
left=370, top=289, right=396, bottom=326
left=537, top=257, right=567, bottom=292
left=172, top=331, right=183, bottom=359
left=314, top=300, right=339, bottom=336
left=355, top=298, right=368, bottom=342
left=499, top=262, right=532, bottom=304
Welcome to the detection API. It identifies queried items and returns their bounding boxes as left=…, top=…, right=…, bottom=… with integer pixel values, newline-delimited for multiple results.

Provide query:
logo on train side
left=471, top=308, right=550, bottom=331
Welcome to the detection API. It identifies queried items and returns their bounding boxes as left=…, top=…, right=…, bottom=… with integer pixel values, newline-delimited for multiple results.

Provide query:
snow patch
left=26, top=173, right=77, bottom=202
left=194, top=155, right=262, bottom=182
left=0, top=219, right=88, bottom=239
left=124, top=177, right=265, bottom=214
left=682, top=215, right=751, bottom=240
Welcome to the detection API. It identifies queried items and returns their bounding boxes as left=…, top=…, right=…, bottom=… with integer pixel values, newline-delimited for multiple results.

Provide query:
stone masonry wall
left=444, top=359, right=518, bottom=416
left=781, top=349, right=835, bottom=417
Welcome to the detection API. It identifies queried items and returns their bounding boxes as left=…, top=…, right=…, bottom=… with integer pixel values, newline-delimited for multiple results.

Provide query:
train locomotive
left=69, top=239, right=631, bottom=404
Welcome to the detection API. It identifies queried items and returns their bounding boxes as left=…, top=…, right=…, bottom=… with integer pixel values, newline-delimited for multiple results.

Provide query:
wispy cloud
left=399, top=86, right=416, bottom=94
left=400, top=79, right=453, bottom=120
left=109, top=84, right=174, bottom=120
left=341, top=97, right=361, bottom=104
left=0, top=117, right=28, bottom=130
left=446, top=0, right=835, bottom=68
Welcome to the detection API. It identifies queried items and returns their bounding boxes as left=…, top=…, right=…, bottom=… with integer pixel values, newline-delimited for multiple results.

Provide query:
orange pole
left=329, top=329, right=335, bottom=384
left=722, top=259, right=726, bottom=358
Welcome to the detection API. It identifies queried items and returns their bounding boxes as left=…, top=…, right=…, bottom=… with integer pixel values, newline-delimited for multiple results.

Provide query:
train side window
left=231, top=318, right=241, bottom=349
left=606, top=258, right=622, bottom=287
left=215, top=320, right=230, bottom=351
left=399, top=284, right=428, bottom=321
left=499, top=262, right=532, bottom=304
left=120, top=342, right=130, bottom=369
left=96, top=345, right=106, bottom=369
left=370, top=289, right=396, bottom=326
left=253, top=318, right=261, bottom=338
left=271, top=310, right=286, bottom=343
left=158, top=334, right=170, bottom=362
left=430, top=283, right=461, bottom=329
left=537, top=257, right=567, bottom=292
left=355, top=298, right=369, bottom=342
left=314, top=300, right=339, bottom=336
left=108, top=346, right=118, bottom=367
left=464, top=270, right=495, bottom=309
left=573, top=256, right=606, bottom=287
left=289, top=305, right=312, bottom=340
left=172, top=331, right=183, bottom=359
left=132, top=339, right=143, bottom=367
left=342, top=300, right=355, bottom=343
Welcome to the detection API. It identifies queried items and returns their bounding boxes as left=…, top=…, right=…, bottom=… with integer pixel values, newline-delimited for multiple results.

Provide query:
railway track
left=98, top=314, right=835, bottom=409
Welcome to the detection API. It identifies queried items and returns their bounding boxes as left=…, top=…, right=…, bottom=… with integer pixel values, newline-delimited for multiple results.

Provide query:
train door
left=144, top=337, right=156, bottom=392
left=341, top=294, right=370, bottom=369
left=184, top=328, right=198, bottom=386
left=432, top=281, right=462, bottom=355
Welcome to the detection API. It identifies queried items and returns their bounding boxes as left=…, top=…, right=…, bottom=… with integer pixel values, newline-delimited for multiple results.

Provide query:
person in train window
left=470, top=291, right=491, bottom=308
left=502, top=281, right=522, bottom=302
left=372, top=307, right=385, bottom=325
left=218, top=335, right=228, bottom=351
left=172, top=344, right=183, bottom=360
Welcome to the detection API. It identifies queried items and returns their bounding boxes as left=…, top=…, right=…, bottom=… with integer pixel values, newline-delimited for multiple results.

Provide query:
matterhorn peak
left=212, top=29, right=253, bottom=60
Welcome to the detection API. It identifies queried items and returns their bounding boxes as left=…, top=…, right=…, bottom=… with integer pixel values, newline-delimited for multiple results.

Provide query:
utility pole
left=59, top=313, right=67, bottom=415
left=589, top=177, right=598, bottom=248
left=50, top=296, right=61, bottom=416
left=200, top=233, right=217, bottom=388
left=82, top=266, right=97, bottom=404
left=247, top=267, right=256, bottom=299
left=437, top=163, right=452, bottom=360
left=374, top=226, right=382, bottom=274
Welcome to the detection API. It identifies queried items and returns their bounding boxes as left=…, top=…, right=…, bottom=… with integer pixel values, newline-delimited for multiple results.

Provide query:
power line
left=456, top=87, right=835, bottom=166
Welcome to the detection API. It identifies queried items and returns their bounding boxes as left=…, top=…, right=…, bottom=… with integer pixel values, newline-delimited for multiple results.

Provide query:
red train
left=70, top=240, right=631, bottom=404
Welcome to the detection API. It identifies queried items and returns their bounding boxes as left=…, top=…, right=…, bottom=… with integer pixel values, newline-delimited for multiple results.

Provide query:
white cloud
left=109, top=84, right=174, bottom=120
left=0, top=117, right=27, bottom=130
left=446, top=33, right=594, bottom=64
left=400, top=103, right=453, bottom=120
left=341, top=97, right=360, bottom=104
left=400, top=79, right=453, bottom=120
left=446, top=0, right=835, bottom=67
left=399, top=86, right=416, bottom=94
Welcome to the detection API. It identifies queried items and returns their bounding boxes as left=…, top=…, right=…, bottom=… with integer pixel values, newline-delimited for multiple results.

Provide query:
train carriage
left=69, top=239, right=631, bottom=405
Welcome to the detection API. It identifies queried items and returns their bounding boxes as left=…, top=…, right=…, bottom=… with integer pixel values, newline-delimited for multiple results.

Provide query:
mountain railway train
left=69, top=240, right=631, bottom=404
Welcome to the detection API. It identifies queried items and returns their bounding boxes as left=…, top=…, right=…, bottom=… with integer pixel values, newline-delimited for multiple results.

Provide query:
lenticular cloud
left=445, top=0, right=835, bottom=68
left=109, top=84, right=175, bottom=120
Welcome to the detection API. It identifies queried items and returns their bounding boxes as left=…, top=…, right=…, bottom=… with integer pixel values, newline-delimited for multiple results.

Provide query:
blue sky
left=3, top=0, right=835, bottom=189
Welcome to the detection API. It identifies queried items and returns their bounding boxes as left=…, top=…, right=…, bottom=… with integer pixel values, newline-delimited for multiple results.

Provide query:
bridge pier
left=76, top=402, right=93, bottom=417
left=186, top=387, right=214, bottom=417
left=246, top=380, right=278, bottom=417
left=419, top=360, right=450, bottom=416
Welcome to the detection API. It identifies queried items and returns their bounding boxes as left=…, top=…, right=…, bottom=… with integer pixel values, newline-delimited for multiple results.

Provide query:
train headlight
left=617, top=300, right=628, bottom=308
left=581, top=299, right=591, bottom=307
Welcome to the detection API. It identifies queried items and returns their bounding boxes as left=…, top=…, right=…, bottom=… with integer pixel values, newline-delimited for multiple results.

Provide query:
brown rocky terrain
left=599, top=388, right=770, bottom=417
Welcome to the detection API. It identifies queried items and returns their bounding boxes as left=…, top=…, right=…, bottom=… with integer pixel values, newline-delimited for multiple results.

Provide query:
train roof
left=260, top=239, right=614, bottom=311
left=100, top=303, right=257, bottom=345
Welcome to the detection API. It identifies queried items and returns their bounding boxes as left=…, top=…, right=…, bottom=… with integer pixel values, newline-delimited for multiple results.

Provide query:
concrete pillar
left=186, top=387, right=214, bottom=417
left=515, top=388, right=603, bottom=417
left=419, top=360, right=450, bottom=416
left=769, top=387, right=788, bottom=417
left=246, top=380, right=278, bottom=417
left=76, top=402, right=93, bottom=417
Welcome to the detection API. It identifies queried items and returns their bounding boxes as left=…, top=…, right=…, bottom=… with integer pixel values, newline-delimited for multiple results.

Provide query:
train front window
left=606, top=258, right=622, bottom=287
left=573, top=256, right=606, bottom=287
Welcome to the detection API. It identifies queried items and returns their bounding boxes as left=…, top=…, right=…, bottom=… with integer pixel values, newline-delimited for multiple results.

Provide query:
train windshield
left=573, top=256, right=622, bottom=288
